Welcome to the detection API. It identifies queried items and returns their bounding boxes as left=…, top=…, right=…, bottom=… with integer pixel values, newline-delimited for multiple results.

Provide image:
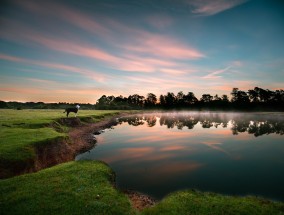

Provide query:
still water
left=76, top=112, right=284, bottom=200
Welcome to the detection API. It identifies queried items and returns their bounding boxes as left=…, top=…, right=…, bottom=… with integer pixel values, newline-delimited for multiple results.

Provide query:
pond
left=76, top=112, right=284, bottom=201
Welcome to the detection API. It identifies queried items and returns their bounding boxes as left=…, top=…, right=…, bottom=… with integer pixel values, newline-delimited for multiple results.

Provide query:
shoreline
left=0, top=112, right=128, bottom=179
left=1, top=111, right=157, bottom=210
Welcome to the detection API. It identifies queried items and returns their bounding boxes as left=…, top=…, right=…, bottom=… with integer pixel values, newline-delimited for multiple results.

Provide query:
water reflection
left=76, top=112, right=284, bottom=200
left=118, top=113, right=284, bottom=137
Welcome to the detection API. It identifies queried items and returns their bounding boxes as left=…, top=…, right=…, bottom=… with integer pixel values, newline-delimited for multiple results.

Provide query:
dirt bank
left=33, top=115, right=125, bottom=173
left=124, top=190, right=156, bottom=211
left=0, top=114, right=124, bottom=179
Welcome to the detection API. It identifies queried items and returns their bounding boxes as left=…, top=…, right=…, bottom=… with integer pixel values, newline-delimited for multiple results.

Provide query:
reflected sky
left=76, top=112, right=284, bottom=200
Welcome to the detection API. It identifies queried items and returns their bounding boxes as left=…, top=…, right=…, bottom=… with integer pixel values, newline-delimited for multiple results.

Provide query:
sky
left=0, top=0, right=284, bottom=103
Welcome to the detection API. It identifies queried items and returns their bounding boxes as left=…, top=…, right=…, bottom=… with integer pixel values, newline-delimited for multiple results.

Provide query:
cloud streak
left=0, top=53, right=106, bottom=82
left=187, top=0, right=247, bottom=16
left=2, top=1, right=205, bottom=75
left=202, top=66, right=231, bottom=79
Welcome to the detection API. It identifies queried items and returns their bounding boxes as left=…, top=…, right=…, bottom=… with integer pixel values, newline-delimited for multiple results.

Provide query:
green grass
left=0, top=109, right=127, bottom=177
left=0, top=161, right=134, bottom=215
left=142, top=190, right=284, bottom=215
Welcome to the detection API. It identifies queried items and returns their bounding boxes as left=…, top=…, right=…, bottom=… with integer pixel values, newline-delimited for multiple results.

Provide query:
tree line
left=96, top=87, right=284, bottom=111
left=1, top=87, right=283, bottom=111
left=0, top=101, right=95, bottom=110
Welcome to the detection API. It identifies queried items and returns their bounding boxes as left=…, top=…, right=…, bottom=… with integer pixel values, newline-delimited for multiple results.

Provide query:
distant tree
left=184, top=92, right=198, bottom=105
left=0, top=101, right=8, bottom=108
left=176, top=91, right=185, bottom=107
left=248, top=89, right=259, bottom=103
left=145, top=93, right=157, bottom=108
left=231, top=88, right=239, bottom=103
left=200, top=94, right=213, bottom=103
left=164, top=92, right=176, bottom=108
left=159, top=95, right=166, bottom=107
left=254, top=87, right=273, bottom=103
left=273, top=90, right=284, bottom=103
left=231, top=88, right=250, bottom=104
left=113, top=95, right=125, bottom=103
left=221, top=95, right=229, bottom=103
left=214, top=94, right=221, bottom=101
left=128, top=94, right=145, bottom=108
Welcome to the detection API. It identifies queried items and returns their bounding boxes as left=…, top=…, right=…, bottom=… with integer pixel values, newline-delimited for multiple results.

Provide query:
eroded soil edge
left=0, top=115, right=122, bottom=179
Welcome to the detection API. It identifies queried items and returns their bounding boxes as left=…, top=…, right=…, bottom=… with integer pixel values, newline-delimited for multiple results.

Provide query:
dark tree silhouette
left=248, top=88, right=259, bottom=103
left=221, top=95, right=229, bottom=102
left=2, top=87, right=283, bottom=111
left=128, top=94, right=145, bottom=108
left=145, top=93, right=157, bottom=108
left=200, top=94, right=213, bottom=103
left=159, top=95, right=166, bottom=108
left=176, top=91, right=185, bottom=107
left=184, top=92, right=198, bottom=106
left=231, top=88, right=249, bottom=104
left=164, top=92, right=176, bottom=108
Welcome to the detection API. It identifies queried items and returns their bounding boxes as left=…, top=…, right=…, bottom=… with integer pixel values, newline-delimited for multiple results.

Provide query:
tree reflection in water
left=118, top=113, right=284, bottom=137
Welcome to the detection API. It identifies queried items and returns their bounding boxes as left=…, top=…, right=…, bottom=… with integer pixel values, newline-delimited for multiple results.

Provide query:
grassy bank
left=143, top=190, right=284, bottom=215
left=1, top=161, right=283, bottom=215
left=0, top=109, right=124, bottom=177
left=0, top=161, right=134, bottom=215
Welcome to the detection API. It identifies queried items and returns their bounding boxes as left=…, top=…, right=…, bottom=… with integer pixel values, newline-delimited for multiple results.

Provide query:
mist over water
left=76, top=112, right=284, bottom=200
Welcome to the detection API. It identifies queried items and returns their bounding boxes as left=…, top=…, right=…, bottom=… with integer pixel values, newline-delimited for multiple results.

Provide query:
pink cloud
left=15, top=0, right=110, bottom=38
left=0, top=87, right=44, bottom=94
left=15, top=1, right=203, bottom=61
left=0, top=53, right=25, bottom=63
left=25, top=34, right=120, bottom=64
left=212, top=85, right=234, bottom=92
left=28, top=28, right=203, bottom=73
left=0, top=79, right=113, bottom=103
left=126, top=76, right=199, bottom=91
left=1, top=5, right=204, bottom=75
left=25, top=78, right=58, bottom=85
left=0, top=53, right=106, bottom=82
left=159, top=68, right=197, bottom=75
left=56, top=6, right=110, bottom=38
left=121, top=33, right=205, bottom=60
left=188, top=0, right=247, bottom=16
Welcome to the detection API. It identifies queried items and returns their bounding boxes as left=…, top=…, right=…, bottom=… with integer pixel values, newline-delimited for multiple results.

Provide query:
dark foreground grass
left=142, top=190, right=284, bottom=215
left=1, top=161, right=283, bottom=215
left=0, top=161, right=134, bottom=215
